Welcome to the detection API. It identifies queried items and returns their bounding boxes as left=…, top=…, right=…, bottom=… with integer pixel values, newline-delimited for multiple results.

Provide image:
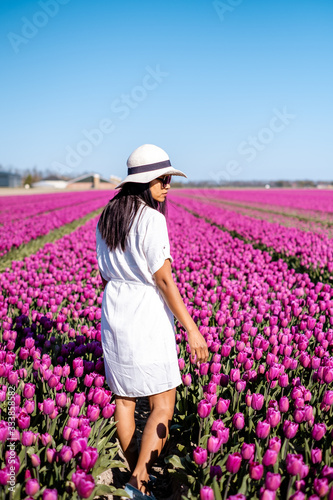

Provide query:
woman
left=96, top=144, right=208, bottom=499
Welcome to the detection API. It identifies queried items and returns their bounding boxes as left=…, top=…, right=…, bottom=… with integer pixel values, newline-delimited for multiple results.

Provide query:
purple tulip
left=262, top=449, right=278, bottom=467
left=252, top=393, right=265, bottom=411
left=22, top=431, right=35, bottom=446
left=249, top=461, right=264, bottom=480
left=23, top=383, right=35, bottom=399
left=197, top=399, right=212, bottom=419
left=323, top=391, right=333, bottom=406
left=241, top=443, right=255, bottom=461
left=226, top=452, right=242, bottom=474
left=210, top=465, right=222, bottom=480
left=43, top=488, right=58, bottom=500
left=265, top=472, right=281, bottom=491
left=17, top=410, right=30, bottom=430
left=79, top=447, right=98, bottom=470
left=283, top=421, right=299, bottom=439
left=216, top=398, right=230, bottom=414
left=256, top=420, right=271, bottom=439
left=312, top=423, right=326, bottom=441
left=286, top=454, right=304, bottom=476
left=207, top=435, right=221, bottom=454
left=269, top=437, right=281, bottom=452
left=42, top=398, right=55, bottom=416
left=311, top=448, right=322, bottom=464
left=59, top=445, right=73, bottom=463
left=232, top=413, right=245, bottom=430
left=26, top=478, right=40, bottom=496
left=193, top=446, right=207, bottom=465
left=182, top=373, right=192, bottom=386
left=200, top=486, right=214, bottom=500
left=75, top=473, right=95, bottom=498
left=314, top=478, right=329, bottom=498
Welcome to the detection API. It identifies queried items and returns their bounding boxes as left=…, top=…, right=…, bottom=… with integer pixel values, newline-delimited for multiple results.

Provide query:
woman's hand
left=187, top=328, right=209, bottom=365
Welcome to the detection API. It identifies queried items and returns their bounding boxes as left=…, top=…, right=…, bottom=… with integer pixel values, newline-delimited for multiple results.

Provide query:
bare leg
left=128, top=388, right=176, bottom=494
left=114, top=395, right=138, bottom=473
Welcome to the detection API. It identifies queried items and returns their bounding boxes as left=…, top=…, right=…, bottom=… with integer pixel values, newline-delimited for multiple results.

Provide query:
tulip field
left=0, top=188, right=333, bottom=500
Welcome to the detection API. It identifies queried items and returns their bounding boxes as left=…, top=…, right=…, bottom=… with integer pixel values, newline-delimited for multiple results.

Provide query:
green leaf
left=212, top=477, right=223, bottom=500
left=165, top=454, right=185, bottom=469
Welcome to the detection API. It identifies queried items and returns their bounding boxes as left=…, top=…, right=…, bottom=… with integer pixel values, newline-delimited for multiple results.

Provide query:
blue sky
left=1, top=0, right=332, bottom=182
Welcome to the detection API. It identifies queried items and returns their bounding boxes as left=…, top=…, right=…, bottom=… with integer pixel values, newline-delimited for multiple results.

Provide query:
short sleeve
left=142, top=212, right=173, bottom=275
left=95, top=225, right=109, bottom=281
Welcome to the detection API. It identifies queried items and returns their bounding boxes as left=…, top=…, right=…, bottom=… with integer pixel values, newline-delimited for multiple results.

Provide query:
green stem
left=223, top=474, right=232, bottom=500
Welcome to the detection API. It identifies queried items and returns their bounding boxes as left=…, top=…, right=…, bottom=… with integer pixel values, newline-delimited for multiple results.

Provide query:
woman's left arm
left=100, top=274, right=108, bottom=290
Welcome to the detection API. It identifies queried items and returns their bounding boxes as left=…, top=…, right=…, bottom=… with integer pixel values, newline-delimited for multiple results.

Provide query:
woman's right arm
left=153, top=259, right=209, bottom=364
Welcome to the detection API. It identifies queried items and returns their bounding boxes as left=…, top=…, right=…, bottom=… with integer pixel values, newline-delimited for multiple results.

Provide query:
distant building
left=0, top=171, right=22, bottom=187
left=32, top=175, right=67, bottom=189
left=66, top=173, right=116, bottom=190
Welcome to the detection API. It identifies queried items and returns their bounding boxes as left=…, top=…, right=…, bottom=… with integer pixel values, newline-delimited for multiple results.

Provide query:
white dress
left=96, top=203, right=181, bottom=397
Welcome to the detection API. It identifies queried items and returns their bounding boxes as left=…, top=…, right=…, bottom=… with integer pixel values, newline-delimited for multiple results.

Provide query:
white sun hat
left=115, top=144, right=187, bottom=189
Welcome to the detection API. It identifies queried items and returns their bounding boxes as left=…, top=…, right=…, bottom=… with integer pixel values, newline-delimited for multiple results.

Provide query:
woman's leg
left=114, top=395, right=138, bottom=473
left=128, top=388, right=176, bottom=493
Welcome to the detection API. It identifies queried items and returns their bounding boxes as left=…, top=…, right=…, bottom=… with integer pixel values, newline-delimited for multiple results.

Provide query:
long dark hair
left=98, top=182, right=167, bottom=251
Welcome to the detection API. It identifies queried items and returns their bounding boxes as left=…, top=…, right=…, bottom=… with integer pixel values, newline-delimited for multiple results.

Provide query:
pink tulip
left=311, top=448, right=322, bottom=464
left=42, top=489, right=58, bottom=500
left=256, top=420, right=270, bottom=439
left=26, top=479, right=40, bottom=496
left=283, top=421, right=299, bottom=439
left=286, top=454, right=304, bottom=476
left=197, top=399, right=212, bottom=419
left=312, top=423, right=326, bottom=441
left=226, top=452, right=242, bottom=474
left=232, top=413, right=245, bottom=430
left=262, top=449, right=278, bottom=467
left=252, top=393, right=265, bottom=411
left=216, top=398, right=230, bottom=414
left=193, top=446, right=207, bottom=465
left=200, top=486, right=214, bottom=500
left=241, top=443, right=255, bottom=461
left=249, top=461, right=264, bottom=480
left=265, top=472, right=281, bottom=491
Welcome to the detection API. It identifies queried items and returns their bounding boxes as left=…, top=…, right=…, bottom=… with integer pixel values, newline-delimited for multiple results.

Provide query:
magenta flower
left=26, top=479, right=40, bottom=496
left=193, top=446, right=207, bottom=465
left=182, top=373, right=192, bottom=386
left=80, top=447, right=99, bottom=470
left=23, top=383, right=35, bottom=399
left=65, top=378, right=78, bottom=392
left=43, top=398, right=55, bottom=416
left=311, top=448, right=322, bottom=464
left=256, top=420, right=271, bottom=439
left=102, top=403, right=116, bottom=418
left=59, top=445, right=73, bottom=463
left=286, top=454, right=304, bottom=476
left=241, top=443, right=255, bottom=461
left=42, top=488, right=58, bottom=500
left=249, top=461, right=264, bottom=480
left=200, top=486, right=214, bottom=500
left=252, top=393, right=265, bottom=411
left=76, top=473, right=95, bottom=498
left=86, top=405, right=100, bottom=422
left=207, top=436, right=221, bottom=454
left=55, top=393, right=67, bottom=408
left=197, top=399, right=212, bottom=419
left=314, top=478, right=329, bottom=498
left=262, top=449, right=278, bottom=467
left=232, top=413, right=245, bottom=430
left=283, top=421, right=299, bottom=439
left=22, top=431, right=35, bottom=446
left=269, top=437, right=281, bottom=452
left=323, top=391, right=333, bottom=406
left=70, top=437, right=88, bottom=456
left=312, top=423, right=326, bottom=441
left=226, top=452, right=242, bottom=474
left=216, top=398, right=230, bottom=414
left=265, top=472, right=281, bottom=491
left=17, top=410, right=30, bottom=430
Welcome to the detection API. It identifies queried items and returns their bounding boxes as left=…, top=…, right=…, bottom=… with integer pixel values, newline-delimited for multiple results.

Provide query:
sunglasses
left=157, top=175, right=172, bottom=188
